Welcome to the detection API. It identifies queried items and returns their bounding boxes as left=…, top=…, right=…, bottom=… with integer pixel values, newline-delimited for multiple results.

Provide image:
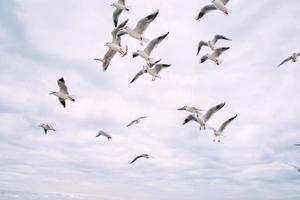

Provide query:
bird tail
left=225, top=9, right=231, bottom=15
left=126, top=6, right=131, bottom=12
left=69, top=95, right=77, bottom=102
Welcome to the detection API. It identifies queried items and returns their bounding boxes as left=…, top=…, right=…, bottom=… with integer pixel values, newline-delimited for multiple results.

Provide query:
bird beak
left=49, top=92, right=54, bottom=95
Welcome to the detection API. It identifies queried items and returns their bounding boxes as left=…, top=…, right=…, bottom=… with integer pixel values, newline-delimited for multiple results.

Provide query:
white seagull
left=200, top=47, right=230, bottom=65
left=94, top=19, right=129, bottom=71
left=277, top=52, right=300, bottom=67
left=117, top=9, right=159, bottom=45
left=183, top=102, right=226, bottom=130
left=40, top=124, right=56, bottom=135
left=130, top=154, right=151, bottom=164
left=197, top=34, right=231, bottom=56
left=208, top=114, right=237, bottom=142
left=132, top=32, right=169, bottom=63
left=129, top=60, right=171, bottom=83
left=127, top=116, right=148, bottom=127
left=96, top=130, right=112, bottom=140
left=50, top=78, right=76, bottom=108
left=111, top=0, right=130, bottom=27
left=177, top=105, right=203, bottom=115
left=197, top=0, right=231, bottom=20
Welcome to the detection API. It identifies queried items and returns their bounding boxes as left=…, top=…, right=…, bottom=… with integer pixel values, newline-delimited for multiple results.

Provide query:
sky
left=1, top=0, right=300, bottom=199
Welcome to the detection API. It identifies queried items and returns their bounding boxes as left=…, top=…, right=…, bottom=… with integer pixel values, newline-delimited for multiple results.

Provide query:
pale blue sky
left=1, top=0, right=300, bottom=199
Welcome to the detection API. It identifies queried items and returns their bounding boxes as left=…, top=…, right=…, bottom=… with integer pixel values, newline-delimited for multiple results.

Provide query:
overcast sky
left=1, top=0, right=300, bottom=199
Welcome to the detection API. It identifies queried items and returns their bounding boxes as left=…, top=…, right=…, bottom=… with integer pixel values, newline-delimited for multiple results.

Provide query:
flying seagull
left=177, top=105, right=203, bottom=115
left=197, top=34, right=231, bottom=56
left=291, top=165, right=300, bottom=173
left=40, top=124, right=56, bottom=135
left=117, top=9, right=159, bottom=45
left=132, top=32, right=169, bottom=63
left=197, top=0, right=231, bottom=20
left=208, top=114, right=237, bottom=142
left=200, top=47, right=230, bottom=65
left=183, top=102, right=226, bottom=130
left=94, top=19, right=129, bottom=71
left=127, top=116, right=148, bottom=127
left=96, top=131, right=112, bottom=140
left=130, top=60, right=171, bottom=83
left=111, top=0, right=130, bottom=27
left=50, top=78, right=76, bottom=108
left=277, top=52, right=300, bottom=67
left=130, top=154, right=151, bottom=164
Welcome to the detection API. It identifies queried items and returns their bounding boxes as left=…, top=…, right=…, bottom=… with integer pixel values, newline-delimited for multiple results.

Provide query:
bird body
left=177, top=105, right=203, bottom=115
left=196, top=0, right=230, bottom=20
left=50, top=78, right=76, bottom=108
left=197, top=35, right=231, bottom=55
left=105, top=42, right=128, bottom=56
left=96, top=131, right=112, bottom=140
left=40, top=124, right=56, bottom=135
left=208, top=114, right=237, bottom=142
left=212, top=0, right=230, bottom=15
left=200, top=47, right=230, bottom=65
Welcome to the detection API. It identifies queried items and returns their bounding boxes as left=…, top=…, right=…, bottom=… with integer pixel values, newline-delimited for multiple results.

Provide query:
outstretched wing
left=127, top=120, right=136, bottom=127
left=212, top=34, right=231, bottom=44
left=277, top=56, right=292, bottom=67
left=197, top=41, right=208, bottom=56
left=112, top=19, right=129, bottom=39
left=133, top=10, right=159, bottom=34
left=204, top=102, right=226, bottom=122
left=196, top=5, right=217, bottom=20
left=59, top=98, right=66, bottom=108
left=213, top=47, right=230, bottom=57
left=130, top=155, right=143, bottom=164
left=218, top=114, right=238, bottom=133
left=183, top=114, right=199, bottom=125
left=118, top=0, right=125, bottom=5
left=103, top=49, right=117, bottom=71
left=137, top=116, right=148, bottom=120
left=221, top=0, right=230, bottom=5
left=153, top=64, right=171, bottom=74
left=144, top=32, right=169, bottom=55
left=57, top=78, right=69, bottom=94
left=200, top=55, right=208, bottom=63
left=113, top=8, right=122, bottom=27
left=129, top=69, right=146, bottom=84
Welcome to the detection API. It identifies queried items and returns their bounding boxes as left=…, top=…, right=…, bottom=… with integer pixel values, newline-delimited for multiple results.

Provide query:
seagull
left=111, top=0, right=130, bottom=27
left=50, top=78, right=76, bottom=108
left=291, top=165, right=300, bottom=173
left=177, top=105, right=203, bottom=115
left=96, top=130, right=112, bottom=140
left=40, top=124, right=56, bottom=135
left=200, top=47, right=230, bottom=65
left=197, top=35, right=231, bottom=56
left=277, top=52, right=300, bottom=67
left=208, top=114, right=237, bottom=142
left=130, top=154, right=151, bottom=164
left=183, top=102, right=226, bottom=130
left=132, top=32, right=169, bottom=63
left=94, top=19, right=129, bottom=71
left=117, top=9, right=159, bottom=45
left=196, top=0, right=231, bottom=20
left=129, top=60, right=171, bottom=83
left=127, top=116, right=148, bottom=127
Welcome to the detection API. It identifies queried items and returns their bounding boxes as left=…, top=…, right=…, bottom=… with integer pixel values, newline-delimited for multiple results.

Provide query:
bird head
left=110, top=3, right=117, bottom=7
left=177, top=105, right=188, bottom=111
left=49, top=92, right=56, bottom=95
left=132, top=51, right=139, bottom=58
left=104, top=42, right=110, bottom=47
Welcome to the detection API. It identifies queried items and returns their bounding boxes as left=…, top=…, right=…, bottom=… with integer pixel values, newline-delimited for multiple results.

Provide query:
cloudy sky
left=1, top=0, right=300, bottom=199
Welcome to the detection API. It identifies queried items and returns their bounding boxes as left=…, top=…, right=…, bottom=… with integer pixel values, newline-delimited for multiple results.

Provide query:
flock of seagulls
left=38, top=0, right=299, bottom=169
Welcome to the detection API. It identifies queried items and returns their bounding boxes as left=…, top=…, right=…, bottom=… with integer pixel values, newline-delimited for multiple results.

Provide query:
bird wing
left=204, top=102, right=226, bottom=122
left=200, top=55, right=208, bottom=63
left=59, top=98, right=66, bottom=108
left=153, top=64, right=171, bottom=74
left=137, top=116, right=148, bottom=120
left=213, top=47, right=230, bottom=57
left=133, top=10, right=159, bottom=34
left=196, top=4, right=217, bottom=20
left=197, top=41, right=208, bottom=56
left=113, top=8, right=122, bottom=27
left=43, top=128, right=47, bottom=134
left=183, top=114, right=199, bottom=125
left=112, top=19, right=129, bottom=39
left=96, top=131, right=103, bottom=137
left=129, top=69, right=146, bottom=84
left=127, top=120, right=136, bottom=127
left=102, top=49, right=117, bottom=71
left=221, top=0, right=230, bottom=5
left=218, top=114, right=238, bottom=133
left=277, top=56, right=292, bottom=67
left=144, top=32, right=169, bottom=55
left=212, top=34, right=231, bottom=44
left=130, top=155, right=143, bottom=164
left=57, top=78, right=69, bottom=94
left=297, top=53, right=300, bottom=57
